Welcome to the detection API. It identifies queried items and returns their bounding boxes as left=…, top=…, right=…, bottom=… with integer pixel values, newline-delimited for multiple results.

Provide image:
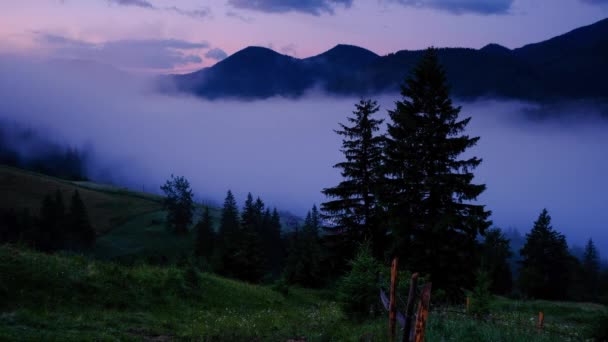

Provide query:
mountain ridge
left=167, top=17, right=608, bottom=101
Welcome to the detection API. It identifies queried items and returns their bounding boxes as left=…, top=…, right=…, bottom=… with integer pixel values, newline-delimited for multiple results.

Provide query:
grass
left=0, top=245, right=384, bottom=341
left=1, top=245, right=605, bottom=341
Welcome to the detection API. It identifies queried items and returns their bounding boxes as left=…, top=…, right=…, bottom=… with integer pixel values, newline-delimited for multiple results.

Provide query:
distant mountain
left=167, top=18, right=608, bottom=101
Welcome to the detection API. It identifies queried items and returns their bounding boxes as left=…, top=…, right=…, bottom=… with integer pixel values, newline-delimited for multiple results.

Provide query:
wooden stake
left=466, top=296, right=470, bottom=314
left=537, top=311, right=544, bottom=331
left=389, top=257, right=399, bottom=342
left=402, top=273, right=419, bottom=342
left=414, top=283, right=432, bottom=342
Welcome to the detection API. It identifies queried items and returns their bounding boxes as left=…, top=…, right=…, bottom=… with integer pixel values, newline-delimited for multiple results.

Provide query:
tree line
left=0, top=189, right=95, bottom=252
left=161, top=175, right=324, bottom=284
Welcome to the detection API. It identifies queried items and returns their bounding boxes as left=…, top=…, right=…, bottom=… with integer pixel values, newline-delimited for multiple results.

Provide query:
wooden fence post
left=537, top=311, right=544, bottom=331
left=402, top=273, right=419, bottom=342
left=413, top=283, right=432, bottom=342
left=389, top=257, right=399, bottom=342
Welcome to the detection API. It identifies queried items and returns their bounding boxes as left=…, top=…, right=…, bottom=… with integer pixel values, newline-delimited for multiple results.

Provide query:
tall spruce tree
left=195, top=206, right=215, bottom=260
left=582, top=238, right=600, bottom=300
left=519, top=209, right=571, bottom=299
left=215, top=190, right=240, bottom=275
left=233, top=193, right=266, bottom=282
left=322, top=99, right=386, bottom=260
left=382, top=48, right=491, bottom=294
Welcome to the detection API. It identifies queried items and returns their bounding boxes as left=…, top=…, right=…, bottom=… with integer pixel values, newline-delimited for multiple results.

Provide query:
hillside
left=0, top=165, right=162, bottom=234
left=168, top=18, right=608, bottom=102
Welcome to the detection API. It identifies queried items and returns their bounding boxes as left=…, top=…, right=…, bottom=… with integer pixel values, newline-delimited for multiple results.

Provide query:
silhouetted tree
left=322, top=99, right=386, bottom=261
left=480, top=228, right=513, bottom=295
left=382, top=48, right=491, bottom=295
left=285, top=206, right=323, bottom=287
left=160, top=175, right=194, bottom=234
left=67, top=190, right=95, bottom=249
left=519, top=209, right=571, bottom=300
left=583, top=238, right=600, bottom=300
left=194, top=206, right=215, bottom=260
left=214, top=190, right=240, bottom=275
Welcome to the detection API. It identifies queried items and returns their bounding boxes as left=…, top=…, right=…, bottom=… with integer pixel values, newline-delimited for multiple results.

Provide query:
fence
left=379, top=257, right=583, bottom=342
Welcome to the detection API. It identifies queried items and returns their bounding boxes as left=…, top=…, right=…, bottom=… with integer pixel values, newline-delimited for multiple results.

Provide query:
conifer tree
left=234, top=193, right=267, bottom=282
left=215, top=190, right=240, bottom=275
left=480, top=228, right=513, bottom=295
left=195, top=206, right=215, bottom=260
left=160, top=175, right=194, bottom=234
left=269, top=208, right=284, bottom=274
left=382, top=48, right=491, bottom=294
left=322, top=99, right=386, bottom=259
left=67, top=190, right=95, bottom=249
left=582, top=238, right=600, bottom=300
left=519, top=209, right=571, bottom=299
left=285, top=206, right=323, bottom=287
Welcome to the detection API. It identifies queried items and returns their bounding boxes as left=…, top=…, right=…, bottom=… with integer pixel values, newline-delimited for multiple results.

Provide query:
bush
left=467, top=269, right=492, bottom=317
left=337, top=244, right=383, bottom=320
left=271, top=277, right=289, bottom=296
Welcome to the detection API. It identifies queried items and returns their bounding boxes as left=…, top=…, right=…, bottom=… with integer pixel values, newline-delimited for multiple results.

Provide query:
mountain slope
left=169, top=18, right=608, bottom=101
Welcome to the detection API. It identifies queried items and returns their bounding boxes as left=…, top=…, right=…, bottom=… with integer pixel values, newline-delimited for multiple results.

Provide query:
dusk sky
left=1, top=0, right=607, bottom=73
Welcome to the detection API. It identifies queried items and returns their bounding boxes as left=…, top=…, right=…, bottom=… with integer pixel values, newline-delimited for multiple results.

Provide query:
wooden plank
left=389, top=257, right=399, bottom=342
left=380, top=289, right=406, bottom=327
left=414, top=283, right=432, bottom=342
left=402, top=272, right=419, bottom=342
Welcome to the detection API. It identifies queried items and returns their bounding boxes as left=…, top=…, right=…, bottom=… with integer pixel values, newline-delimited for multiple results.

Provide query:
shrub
left=337, top=244, right=383, bottom=320
left=467, top=269, right=492, bottom=317
left=271, top=277, right=289, bottom=296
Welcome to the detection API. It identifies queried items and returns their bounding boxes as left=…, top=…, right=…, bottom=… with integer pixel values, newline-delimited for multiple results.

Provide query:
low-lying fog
left=1, top=57, right=607, bottom=253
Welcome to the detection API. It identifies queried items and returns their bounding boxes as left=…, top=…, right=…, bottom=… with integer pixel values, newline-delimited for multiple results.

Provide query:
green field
left=1, top=245, right=605, bottom=341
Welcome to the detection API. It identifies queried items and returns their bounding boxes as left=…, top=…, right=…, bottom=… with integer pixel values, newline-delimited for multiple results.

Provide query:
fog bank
left=1, top=56, right=607, bottom=253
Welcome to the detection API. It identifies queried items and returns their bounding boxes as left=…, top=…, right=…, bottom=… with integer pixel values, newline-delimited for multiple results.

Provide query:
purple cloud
left=390, top=0, right=514, bottom=15
left=35, top=33, right=208, bottom=70
left=205, top=48, right=228, bottom=61
left=227, top=0, right=353, bottom=15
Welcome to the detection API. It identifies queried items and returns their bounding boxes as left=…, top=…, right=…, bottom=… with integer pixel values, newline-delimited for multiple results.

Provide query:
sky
left=1, top=0, right=607, bottom=73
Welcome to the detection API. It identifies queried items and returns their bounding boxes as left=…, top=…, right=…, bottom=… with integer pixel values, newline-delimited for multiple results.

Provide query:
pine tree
left=285, top=206, right=323, bottom=287
left=322, top=99, right=386, bottom=260
left=382, top=48, right=491, bottom=294
left=480, top=228, right=513, bottom=295
left=67, top=190, right=95, bottom=249
left=582, top=238, right=600, bottom=300
left=160, top=175, right=194, bottom=234
left=269, top=208, right=284, bottom=274
left=194, top=206, right=215, bottom=260
left=214, top=190, right=240, bottom=275
left=519, top=209, right=571, bottom=299
left=233, top=193, right=266, bottom=282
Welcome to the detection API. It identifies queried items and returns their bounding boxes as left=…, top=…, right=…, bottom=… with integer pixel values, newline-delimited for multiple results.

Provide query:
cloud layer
left=106, top=0, right=212, bottom=20
left=390, top=0, right=514, bottom=14
left=35, top=33, right=208, bottom=70
left=227, top=0, right=353, bottom=15
left=205, top=48, right=228, bottom=61
left=1, top=56, right=608, bottom=254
